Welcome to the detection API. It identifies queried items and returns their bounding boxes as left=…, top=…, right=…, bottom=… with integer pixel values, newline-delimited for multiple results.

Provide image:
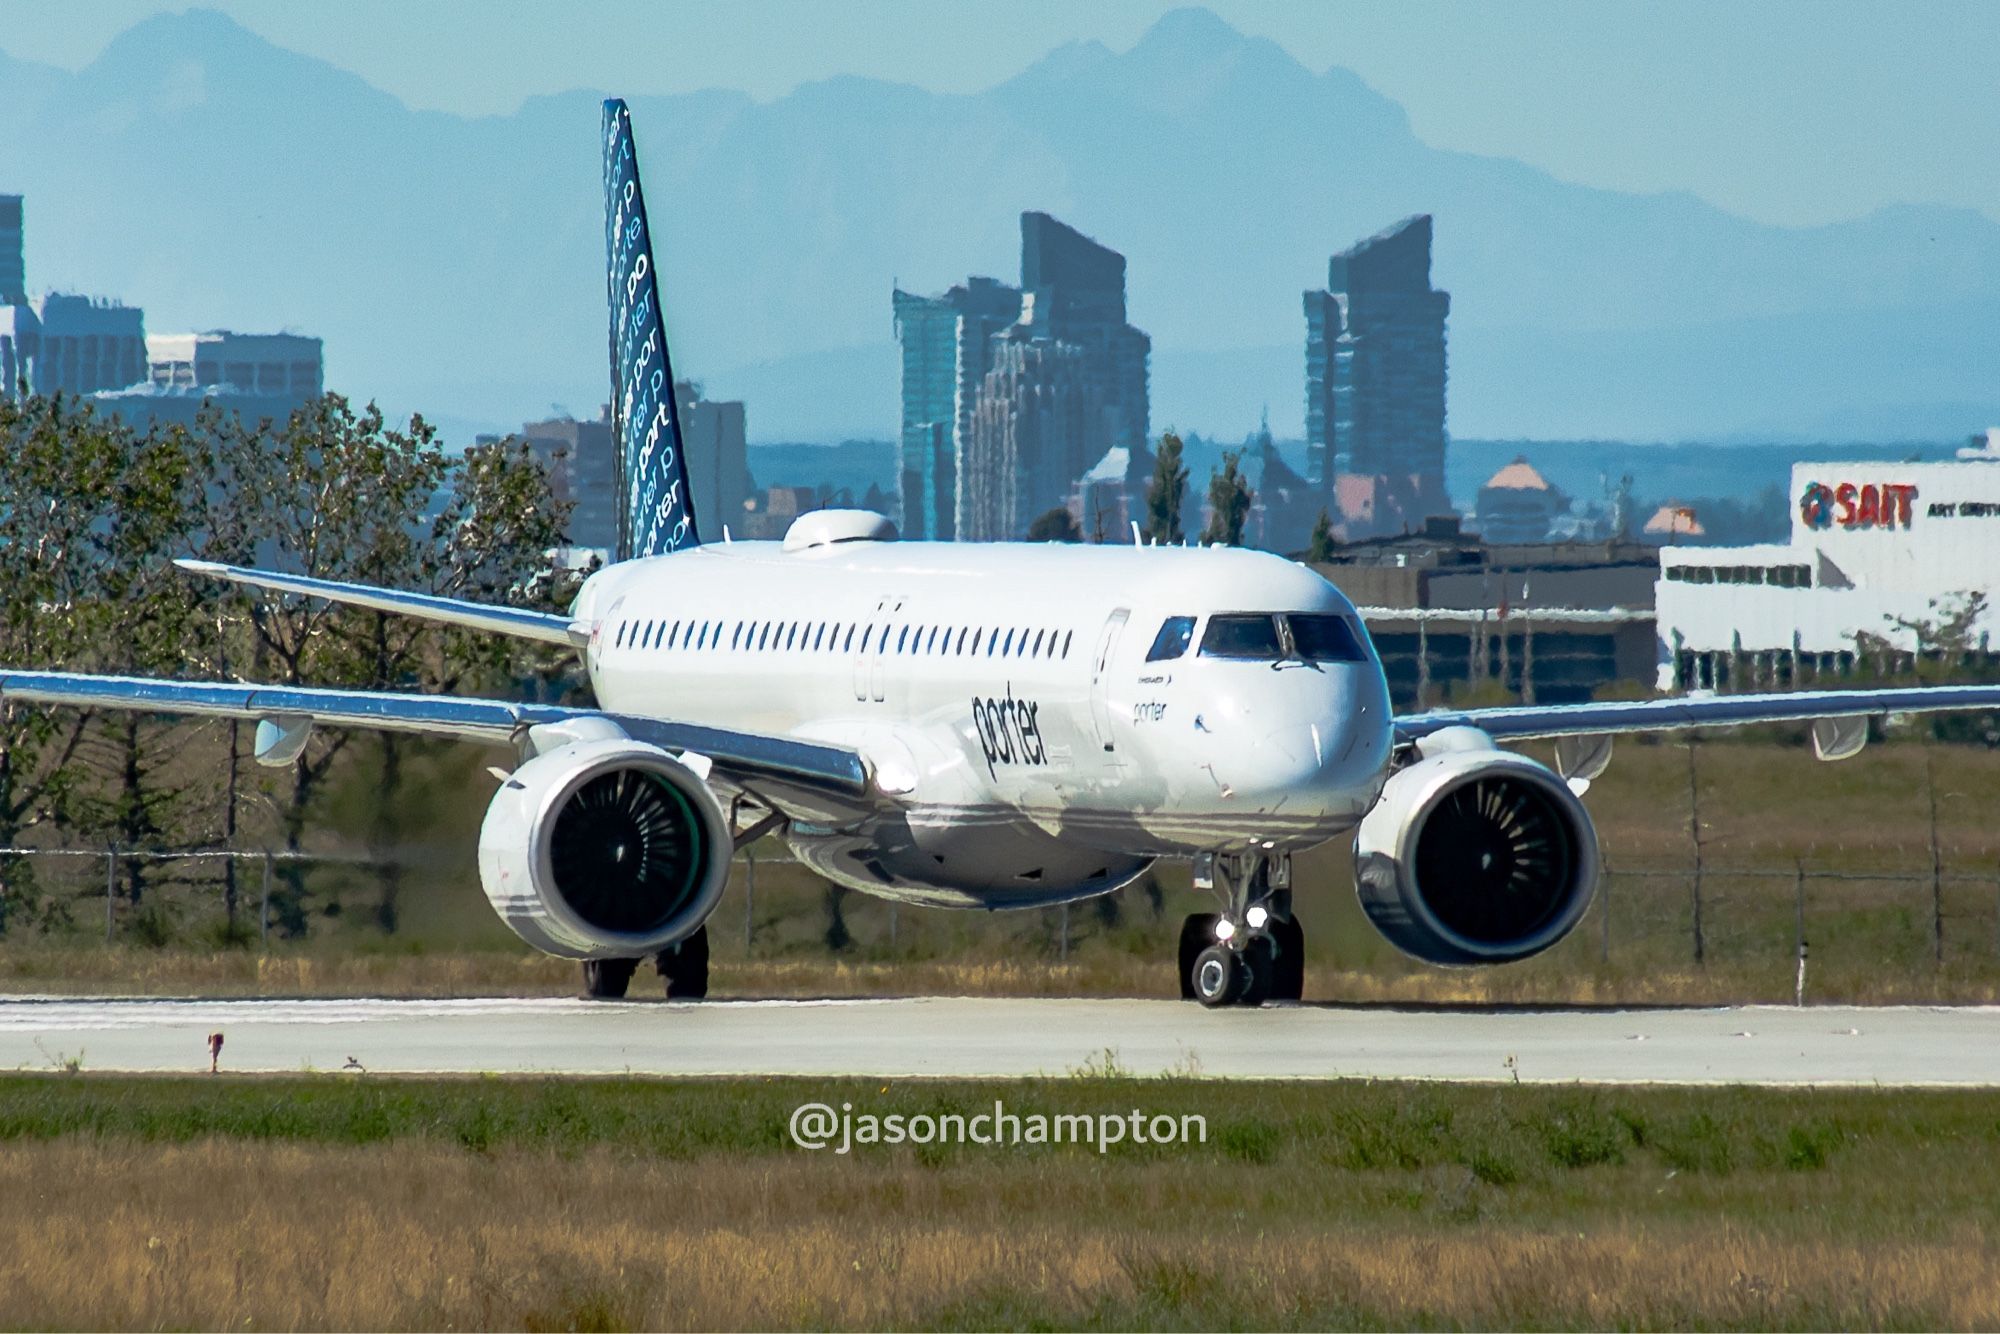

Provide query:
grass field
left=7, top=734, right=2000, bottom=1005
left=0, top=1074, right=1996, bottom=1329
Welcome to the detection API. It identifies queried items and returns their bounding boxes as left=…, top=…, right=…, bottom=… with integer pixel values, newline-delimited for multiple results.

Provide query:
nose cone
left=1203, top=668, right=1391, bottom=823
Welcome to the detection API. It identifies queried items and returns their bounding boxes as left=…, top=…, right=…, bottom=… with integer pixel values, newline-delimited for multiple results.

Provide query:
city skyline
left=1, top=6, right=1995, bottom=447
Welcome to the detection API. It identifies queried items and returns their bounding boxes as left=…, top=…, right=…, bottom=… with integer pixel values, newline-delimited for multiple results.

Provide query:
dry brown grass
left=0, top=1137, right=1990, bottom=1330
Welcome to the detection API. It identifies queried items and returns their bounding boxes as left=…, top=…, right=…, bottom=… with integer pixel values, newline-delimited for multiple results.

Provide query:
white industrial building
left=1656, top=435, right=2000, bottom=689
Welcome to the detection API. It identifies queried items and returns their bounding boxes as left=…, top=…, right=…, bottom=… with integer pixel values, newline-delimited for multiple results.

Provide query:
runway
left=4, top=995, right=2000, bottom=1084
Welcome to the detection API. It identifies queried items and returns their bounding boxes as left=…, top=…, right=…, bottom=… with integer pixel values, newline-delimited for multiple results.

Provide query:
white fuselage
left=571, top=536, right=1394, bottom=907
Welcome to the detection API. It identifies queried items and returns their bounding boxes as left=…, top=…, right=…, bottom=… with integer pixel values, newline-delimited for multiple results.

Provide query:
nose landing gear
left=1178, top=851, right=1305, bottom=1007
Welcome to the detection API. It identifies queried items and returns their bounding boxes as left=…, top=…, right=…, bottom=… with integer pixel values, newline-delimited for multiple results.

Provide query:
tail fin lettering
left=603, top=98, right=700, bottom=559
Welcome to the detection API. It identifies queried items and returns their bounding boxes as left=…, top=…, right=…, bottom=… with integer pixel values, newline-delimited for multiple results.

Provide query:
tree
left=1142, top=430, right=1188, bottom=545
left=1200, top=450, right=1253, bottom=547
left=1305, top=508, right=1338, bottom=563
left=203, top=396, right=454, bottom=935
left=66, top=414, right=219, bottom=916
left=0, top=394, right=124, bottom=933
left=1025, top=506, right=1081, bottom=543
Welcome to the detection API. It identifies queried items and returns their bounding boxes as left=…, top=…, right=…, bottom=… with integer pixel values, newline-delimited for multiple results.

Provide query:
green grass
left=0, top=1073, right=1986, bottom=1189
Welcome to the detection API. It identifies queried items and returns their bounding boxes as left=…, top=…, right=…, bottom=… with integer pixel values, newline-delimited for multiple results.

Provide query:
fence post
left=260, top=851, right=273, bottom=949
left=1686, top=739, right=1706, bottom=965
left=888, top=903, right=899, bottom=950
left=104, top=848, right=116, bottom=946
left=1059, top=903, right=1070, bottom=963
left=744, top=847, right=755, bottom=952
left=1794, top=861, right=1808, bottom=1007
left=1927, top=752, right=1944, bottom=965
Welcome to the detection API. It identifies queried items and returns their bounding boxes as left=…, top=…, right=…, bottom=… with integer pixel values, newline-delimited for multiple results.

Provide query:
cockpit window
left=1285, top=614, right=1369, bottom=663
left=1199, top=614, right=1283, bottom=659
left=1145, top=615, right=1196, bottom=662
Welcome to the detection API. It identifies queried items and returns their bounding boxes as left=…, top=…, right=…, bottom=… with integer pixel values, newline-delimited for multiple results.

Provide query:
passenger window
left=813, top=624, right=826, bottom=651
left=1032, top=629, right=1046, bottom=657
left=1147, top=616, right=1195, bottom=662
left=730, top=623, right=743, bottom=650
left=1000, top=629, right=1013, bottom=656
left=1200, top=614, right=1283, bottom=660
left=896, top=626, right=909, bottom=653
left=926, top=626, right=940, bottom=653
left=844, top=625, right=856, bottom=653
left=785, top=623, right=798, bottom=650
left=1062, top=630, right=1073, bottom=658
left=757, top=624, right=771, bottom=651
left=955, top=627, right=968, bottom=654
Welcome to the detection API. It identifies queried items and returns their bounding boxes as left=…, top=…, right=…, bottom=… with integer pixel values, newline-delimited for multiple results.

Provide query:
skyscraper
left=964, top=319, right=1095, bottom=541
left=676, top=380, right=753, bottom=541
left=1019, top=212, right=1149, bottom=455
left=0, top=197, right=36, bottom=398
left=1304, top=215, right=1450, bottom=534
left=893, top=277, right=1020, bottom=540
left=894, top=212, right=1149, bottom=541
left=0, top=196, right=24, bottom=306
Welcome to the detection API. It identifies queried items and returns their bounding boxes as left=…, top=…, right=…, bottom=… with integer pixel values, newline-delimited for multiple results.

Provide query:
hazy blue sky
left=3, top=1, right=1996, bottom=228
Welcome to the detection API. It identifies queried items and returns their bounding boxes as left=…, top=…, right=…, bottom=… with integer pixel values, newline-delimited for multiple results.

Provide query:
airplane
left=7, top=99, right=2000, bottom=1006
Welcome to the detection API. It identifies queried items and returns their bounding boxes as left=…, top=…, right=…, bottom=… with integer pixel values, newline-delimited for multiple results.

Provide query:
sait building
left=1656, top=443, right=2000, bottom=690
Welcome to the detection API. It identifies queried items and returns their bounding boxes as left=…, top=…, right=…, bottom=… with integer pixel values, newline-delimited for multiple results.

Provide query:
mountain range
left=2, top=7, right=1995, bottom=445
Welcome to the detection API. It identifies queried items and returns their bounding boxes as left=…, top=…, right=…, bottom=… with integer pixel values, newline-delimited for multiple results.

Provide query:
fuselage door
left=1089, top=607, right=1131, bottom=754
left=854, top=594, right=902, bottom=704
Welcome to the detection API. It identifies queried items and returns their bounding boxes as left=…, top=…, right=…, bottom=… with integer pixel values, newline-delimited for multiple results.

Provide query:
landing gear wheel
left=656, top=925, right=710, bottom=1000
left=1237, top=938, right=1273, bottom=1007
left=1268, top=916, right=1306, bottom=1002
left=1178, top=914, right=1220, bottom=1000
left=1191, top=944, right=1240, bottom=1008
left=581, top=958, right=638, bottom=1000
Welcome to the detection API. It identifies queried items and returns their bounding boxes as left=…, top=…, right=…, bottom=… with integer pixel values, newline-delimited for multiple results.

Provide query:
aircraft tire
left=581, top=958, right=637, bottom=1000
left=1191, top=944, right=1239, bottom=1008
left=1178, top=914, right=1220, bottom=1000
left=658, top=925, right=710, bottom=1000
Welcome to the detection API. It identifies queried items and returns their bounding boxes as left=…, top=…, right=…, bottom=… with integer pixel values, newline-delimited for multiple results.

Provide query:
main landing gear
left=1178, top=851, right=1305, bottom=1008
left=579, top=925, right=710, bottom=1000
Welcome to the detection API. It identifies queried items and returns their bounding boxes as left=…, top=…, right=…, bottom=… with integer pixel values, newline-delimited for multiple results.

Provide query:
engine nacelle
left=1354, top=746, right=1599, bottom=966
left=478, top=736, right=732, bottom=960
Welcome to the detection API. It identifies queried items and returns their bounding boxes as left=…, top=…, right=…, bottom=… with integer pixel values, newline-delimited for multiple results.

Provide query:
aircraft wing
left=0, top=670, right=869, bottom=801
left=1396, top=685, right=2000, bottom=743
left=173, top=559, right=586, bottom=648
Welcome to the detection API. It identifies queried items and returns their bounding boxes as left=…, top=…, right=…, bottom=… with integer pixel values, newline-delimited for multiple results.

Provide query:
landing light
left=1245, top=905, right=1270, bottom=930
left=1214, top=918, right=1237, bottom=942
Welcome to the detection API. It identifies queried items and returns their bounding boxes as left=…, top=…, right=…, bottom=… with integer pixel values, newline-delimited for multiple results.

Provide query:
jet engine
left=477, top=735, right=731, bottom=960
left=1353, top=742, right=1599, bottom=966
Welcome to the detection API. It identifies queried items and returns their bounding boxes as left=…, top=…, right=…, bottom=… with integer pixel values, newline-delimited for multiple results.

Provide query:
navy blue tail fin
left=604, top=98, right=700, bottom=559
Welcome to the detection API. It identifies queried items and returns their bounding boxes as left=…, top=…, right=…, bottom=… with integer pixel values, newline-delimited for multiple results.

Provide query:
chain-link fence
left=7, top=842, right=2000, bottom=1002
